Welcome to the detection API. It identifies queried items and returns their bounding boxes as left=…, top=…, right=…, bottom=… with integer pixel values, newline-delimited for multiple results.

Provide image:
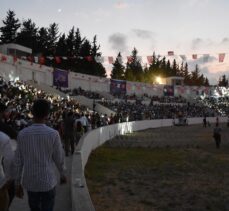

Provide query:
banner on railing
left=53, top=68, right=69, bottom=88
left=110, top=79, right=126, bottom=95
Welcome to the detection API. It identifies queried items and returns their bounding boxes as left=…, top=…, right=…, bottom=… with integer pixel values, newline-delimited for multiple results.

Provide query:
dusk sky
left=1, top=0, right=229, bottom=84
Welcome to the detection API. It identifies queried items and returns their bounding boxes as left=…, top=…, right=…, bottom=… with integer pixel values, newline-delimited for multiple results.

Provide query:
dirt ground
left=85, top=124, right=229, bottom=211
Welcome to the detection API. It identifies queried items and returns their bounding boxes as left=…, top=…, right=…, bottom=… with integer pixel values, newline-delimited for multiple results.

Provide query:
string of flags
left=0, top=51, right=227, bottom=67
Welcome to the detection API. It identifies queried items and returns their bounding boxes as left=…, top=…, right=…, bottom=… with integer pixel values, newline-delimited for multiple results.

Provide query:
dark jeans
left=27, top=187, right=56, bottom=211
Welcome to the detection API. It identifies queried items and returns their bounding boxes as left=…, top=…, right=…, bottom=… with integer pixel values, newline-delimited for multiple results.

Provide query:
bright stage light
left=156, top=76, right=163, bottom=84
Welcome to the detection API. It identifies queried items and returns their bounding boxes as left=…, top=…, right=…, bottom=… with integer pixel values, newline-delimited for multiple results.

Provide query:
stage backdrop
left=53, top=68, right=69, bottom=88
left=163, top=85, right=174, bottom=96
left=110, top=79, right=126, bottom=95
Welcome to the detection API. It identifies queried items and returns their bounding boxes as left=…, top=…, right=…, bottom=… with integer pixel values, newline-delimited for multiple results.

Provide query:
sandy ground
left=86, top=124, right=229, bottom=211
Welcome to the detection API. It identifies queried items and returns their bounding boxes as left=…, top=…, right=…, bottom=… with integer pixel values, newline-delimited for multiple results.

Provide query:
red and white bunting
left=108, top=56, right=114, bottom=64
left=219, top=53, right=225, bottom=63
left=168, top=51, right=174, bottom=56
left=192, top=54, right=197, bottom=60
left=127, top=56, right=133, bottom=63
left=147, top=56, right=153, bottom=64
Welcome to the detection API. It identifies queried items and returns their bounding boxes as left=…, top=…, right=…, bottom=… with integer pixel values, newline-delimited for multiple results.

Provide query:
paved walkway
left=10, top=156, right=72, bottom=211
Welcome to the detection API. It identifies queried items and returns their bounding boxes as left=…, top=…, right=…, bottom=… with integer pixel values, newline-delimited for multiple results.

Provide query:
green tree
left=36, top=27, right=49, bottom=54
left=111, top=52, right=125, bottom=80
left=218, top=75, right=228, bottom=87
left=125, top=48, right=143, bottom=82
left=183, top=62, right=191, bottom=85
left=47, top=23, right=59, bottom=55
left=191, top=64, right=201, bottom=85
left=74, top=28, right=85, bottom=57
left=0, top=10, right=20, bottom=44
left=66, top=27, right=75, bottom=57
left=16, top=19, right=38, bottom=50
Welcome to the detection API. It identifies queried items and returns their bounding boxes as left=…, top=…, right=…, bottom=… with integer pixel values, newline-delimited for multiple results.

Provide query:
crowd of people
left=99, top=98, right=218, bottom=121
left=0, top=74, right=228, bottom=211
left=198, top=96, right=229, bottom=116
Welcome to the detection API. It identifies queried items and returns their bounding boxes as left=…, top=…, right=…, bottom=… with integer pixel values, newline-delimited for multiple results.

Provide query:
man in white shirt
left=0, top=131, right=14, bottom=211
left=14, top=99, right=67, bottom=211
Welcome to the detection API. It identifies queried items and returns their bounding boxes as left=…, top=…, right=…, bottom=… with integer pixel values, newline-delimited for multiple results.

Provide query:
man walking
left=14, top=99, right=67, bottom=211
left=213, top=123, right=222, bottom=149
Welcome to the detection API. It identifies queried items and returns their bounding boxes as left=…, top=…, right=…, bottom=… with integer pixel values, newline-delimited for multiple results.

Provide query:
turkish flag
left=39, top=56, right=45, bottom=65
left=108, top=56, right=114, bottom=64
left=168, top=51, right=174, bottom=56
left=147, top=56, right=153, bottom=64
left=219, top=53, right=225, bottom=63
left=127, top=56, right=133, bottom=63
left=192, top=54, right=197, bottom=60
left=13, top=56, right=17, bottom=64
left=1, top=55, right=7, bottom=62
left=27, top=56, right=34, bottom=65
left=85, top=56, right=92, bottom=62
left=55, top=56, right=61, bottom=64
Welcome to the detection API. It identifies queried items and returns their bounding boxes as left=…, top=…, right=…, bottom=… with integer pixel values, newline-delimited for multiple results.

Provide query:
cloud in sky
left=114, top=1, right=129, bottom=9
left=108, top=33, right=128, bottom=53
left=131, top=29, right=154, bottom=39
left=191, top=38, right=204, bottom=50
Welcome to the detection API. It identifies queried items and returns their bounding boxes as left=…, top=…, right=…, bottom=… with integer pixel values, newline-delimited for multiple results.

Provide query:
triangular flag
left=13, top=56, right=18, bottom=64
left=137, top=56, right=142, bottom=62
left=180, top=55, right=187, bottom=61
left=55, top=56, right=61, bottom=64
left=117, top=56, right=122, bottom=64
left=219, top=53, right=225, bottom=63
left=47, top=56, right=54, bottom=60
left=108, top=56, right=114, bottom=64
left=39, top=56, right=45, bottom=66
left=1, top=55, right=7, bottom=62
left=147, top=56, right=153, bottom=64
left=203, top=54, right=209, bottom=63
left=85, top=56, right=92, bottom=62
left=127, top=56, right=133, bottom=63
left=95, top=56, right=104, bottom=63
left=168, top=51, right=174, bottom=56
left=27, top=56, right=34, bottom=65
left=34, top=56, right=38, bottom=63
left=192, top=54, right=197, bottom=60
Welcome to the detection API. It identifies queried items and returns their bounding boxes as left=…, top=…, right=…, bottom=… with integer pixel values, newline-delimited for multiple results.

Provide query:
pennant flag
left=39, top=56, right=45, bottom=67
left=27, top=56, right=34, bottom=65
left=168, top=51, right=174, bottom=56
left=219, top=53, right=225, bottom=63
left=108, top=56, right=114, bottom=64
left=85, top=56, right=92, bottom=62
left=1, top=55, right=7, bottom=62
left=127, top=56, right=133, bottom=63
left=55, top=56, right=61, bottom=64
left=136, top=56, right=142, bottom=62
left=47, top=56, right=54, bottom=60
left=13, top=56, right=17, bottom=64
left=192, top=54, right=197, bottom=60
left=34, top=56, right=38, bottom=63
left=180, top=55, right=187, bottom=61
left=117, top=56, right=122, bottom=64
left=95, top=56, right=104, bottom=63
left=203, top=54, right=209, bottom=63
left=147, top=56, right=153, bottom=64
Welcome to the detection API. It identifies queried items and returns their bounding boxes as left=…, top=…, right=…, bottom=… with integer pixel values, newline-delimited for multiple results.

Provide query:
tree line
left=0, top=10, right=228, bottom=86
